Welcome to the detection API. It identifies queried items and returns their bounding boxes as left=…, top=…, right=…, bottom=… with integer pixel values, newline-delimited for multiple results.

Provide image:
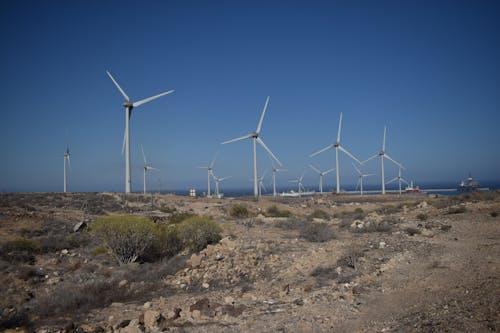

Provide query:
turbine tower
left=310, top=113, right=361, bottom=194
left=198, top=150, right=219, bottom=198
left=63, top=145, right=70, bottom=193
left=309, top=164, right=335, bottom=194
left=222, top=96, right=281, bottom=198
left=106, top=71, right=174, bottom=193
left=141, top=145, right=159, bottom=195
left=362, top=127, right=403, bottom=195
left=386, top=167, right=408, bottom=196
left=352, top=163, right=374, bottom=196
left=271, top=166, right=287, bottom=197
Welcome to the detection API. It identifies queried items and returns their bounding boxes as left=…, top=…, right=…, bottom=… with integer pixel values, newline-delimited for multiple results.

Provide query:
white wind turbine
left=141, top=145, right=159, bottom=195
left=352, top=163, right=374, bottom=196
left=106, top=71, right=174, bottom=193
left=271, top=165, right=287, bottom=197
left=362, top=127, right=403, bottom=195
left=309, top=164, right=335, bottom=194
left=310, top=113, right=361, bottom=194
left=258, top=171, right=267, bottom=197
left=212, top=173, right=231, bottom=198
left=198, top=150, right=219, bottom=198
left=386, top=167, right=408, bottom=196
left=63, top=144, right=70, bottom=193
left=222, top=96, right=281, bottom=198
left=289, top=173, right=305, bottom=197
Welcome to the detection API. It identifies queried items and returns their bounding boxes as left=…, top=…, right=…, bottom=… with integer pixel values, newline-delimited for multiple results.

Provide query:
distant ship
left=405, top=181, right=420, bottom=193
left=459, top=173, right=481, bottom=192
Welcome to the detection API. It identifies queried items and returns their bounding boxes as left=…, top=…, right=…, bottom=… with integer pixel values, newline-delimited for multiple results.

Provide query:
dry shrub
left=167, top=211, right=196, bottom=224
left=0, top=238, right=40, bottom=253
left=310, top=266, right=338, bottom=287
left=266, top=205, right=292, bottom=218
left=416, top=213, right=428, bottom=221
left=405, top=227, right=421, bottom=236
left=300, top=222, right=336, bottom=243
left=446, top=206, right=467, bottom=214
left=230, top=204, right=250, bottom=218
left=275, top=217, right=308, bottom=230
left=310, top=209, right=329, bottom=220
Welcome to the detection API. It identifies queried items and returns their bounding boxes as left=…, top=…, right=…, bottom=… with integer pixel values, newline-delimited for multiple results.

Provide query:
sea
left=158, top=180, right=500, bottom=198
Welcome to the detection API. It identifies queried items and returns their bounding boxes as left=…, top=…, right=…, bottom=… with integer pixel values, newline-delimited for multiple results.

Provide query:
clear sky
left=1, top=0, right=499, bottom=193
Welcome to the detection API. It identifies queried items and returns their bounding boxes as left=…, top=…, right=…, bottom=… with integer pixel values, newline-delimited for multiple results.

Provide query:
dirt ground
left=0, top=191, right=498, bottom=332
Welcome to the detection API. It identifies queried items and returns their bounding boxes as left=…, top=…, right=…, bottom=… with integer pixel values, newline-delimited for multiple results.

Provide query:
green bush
left=177, top=216, right=222, bottom=252
left=91, top=215, right=157, bottom=265
left=1, top=238, right=40, bottom=253
left=230, top=204, right=250, bottom=218
left=142, top=225, right=182, bottom=262
left=168, top=211, right=196, bottom=224
left=310, top=209, right=329, bottom=220
left=91, top=246, right=109, bottom=256
left=354, top=207, right=364, bottom=214
left=266, top=205, right=292, bottom=218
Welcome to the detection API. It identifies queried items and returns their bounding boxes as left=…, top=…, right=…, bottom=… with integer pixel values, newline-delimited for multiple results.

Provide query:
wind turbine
left=289, top=173, right=305, bottom=197
left=352, top=163, right=374, bottom=196
left=310, top=113, right=361, bottom=194
left=362, top=127, right=403, bottom=195
left=212, top=173, right=231, bottom=198
left=63, top=145, right=70, bottom=193
left=386, top=167, right=408, bottom=196
left=258, top=171, right=267, bottom=197
left=106, top=70, right=174, bottom=193
left=198, top=150, right=219, bottom=198
left=271, top=166, right=287, bottom=197
left=222, top=96, right=281, bottom=198
left=309, top=164, right=335, bottom=194
left=141, top=145, right=159, bottom=195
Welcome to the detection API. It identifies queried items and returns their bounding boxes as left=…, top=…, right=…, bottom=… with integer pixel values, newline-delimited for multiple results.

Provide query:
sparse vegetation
left=91, top=215, right=157, bottom=265
left=167, top=211, right=196, bottom=224
left=0, top=238, right=40, bottom=254
left=405, top=227, right=421, bottom=236
left=416, top=213, right=428, bottom=221
left=310, top=209, right=329, bottom=220
left=446, top=206, right=467, bottom=214
left=265, top=205, right=292, bottom=217
left=177, top=216, right=222, bottom=252
left=230, top=204, right=251, bottom=218
left=275, top=217, right=308, bottom=230
left=300, top=222, right=336, bottom=242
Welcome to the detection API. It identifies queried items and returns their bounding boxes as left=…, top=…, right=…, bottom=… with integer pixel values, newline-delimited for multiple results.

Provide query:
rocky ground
left=0, top=191, right=499, bottom=332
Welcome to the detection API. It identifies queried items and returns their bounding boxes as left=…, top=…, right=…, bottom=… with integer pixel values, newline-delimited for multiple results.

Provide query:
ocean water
left=159, top=181, right=500, bottom=198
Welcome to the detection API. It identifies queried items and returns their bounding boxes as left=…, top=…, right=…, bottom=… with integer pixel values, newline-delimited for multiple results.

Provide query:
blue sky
left=1, top=0, right=499, bottom=193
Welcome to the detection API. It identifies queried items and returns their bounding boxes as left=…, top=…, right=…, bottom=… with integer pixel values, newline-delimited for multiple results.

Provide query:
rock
left=379, top=241, right=386, bottom=249
left=143, top=301, right=152, bottom=309
left=143, top=310, right=161, bottom=329
left=116, top=320, right=131, bottom=329
left=190, top=297, right=216, bottom=317
left=46, top=276, right=62, bottom=285
left=167, top=307, right=182, bottom=320
left=191, top=309, right=202, bottom=320
left=220, top=237, right=236, bottom=250
left=189, top=253, right=203, bottom=268
left=224, top=296, right=234, bottom=304
left=61, top=249, right=69, bottom=255
left=418, top=201, right=428, bottom=209
left=119, top=319, right=142, bottom=333
left=202, top=282, right=210, bottom=289
left=293, top=298, right=304, bottom=306
left=215, top=253, right=225, bottom=261
left=73, top=221, right=87, bottom=232
left=118, top=280, right=128, bottom=288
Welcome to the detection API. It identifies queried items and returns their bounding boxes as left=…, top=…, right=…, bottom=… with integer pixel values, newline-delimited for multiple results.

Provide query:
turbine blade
left=106, top=71, right=130, bottom=102
left=256, top=137, right=282, bottom=166
left=337, top=112, right=343, bottom=143
left=324, top=167, right=335, bottom=175
left=67, top=155, right=70, bottom=168
left=310, top=144, right=334, bottom=157
left=352, top=162, right=361, bottom=175
left=209, top=149, right=220, bottom=168
left=222, top=133, right=253, bottom=144
left=338, top=145, right=361, bottom=164
left=197, top=166, right=208, bottom=169
left=256, top=96, right=270, bottom=134
left=133, top=89, right=174, bottom=108
left=355, top=179, right=360, bottom=191
left=386, top=177, right=398, bottom=184
left=383, top=126, right=387, bottom=151
left=384, top=154, right=403, bottom=168
left=401, top=178, right=409, bottom=185
left=121, top=129, right=126, bottom=155
left=309, top=164, right=321, bottom=174
left=361, top=153, right=379, bottom=164
left=141, top=145, right=147, bottom=165
left=219, top=176, right=232, bottom=181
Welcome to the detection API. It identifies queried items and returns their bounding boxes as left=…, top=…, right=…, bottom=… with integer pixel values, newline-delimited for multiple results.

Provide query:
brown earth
left=0, top=191, right=498, bottom=332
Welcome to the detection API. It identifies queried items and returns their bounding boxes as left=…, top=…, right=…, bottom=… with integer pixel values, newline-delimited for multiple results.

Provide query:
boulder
left=143, top=310, right=161, bottom=329
left=73, top=221, right=88, bottom=232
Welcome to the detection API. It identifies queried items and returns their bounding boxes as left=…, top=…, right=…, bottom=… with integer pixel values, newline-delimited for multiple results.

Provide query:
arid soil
left=0, top=191, right=499, bottom=332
